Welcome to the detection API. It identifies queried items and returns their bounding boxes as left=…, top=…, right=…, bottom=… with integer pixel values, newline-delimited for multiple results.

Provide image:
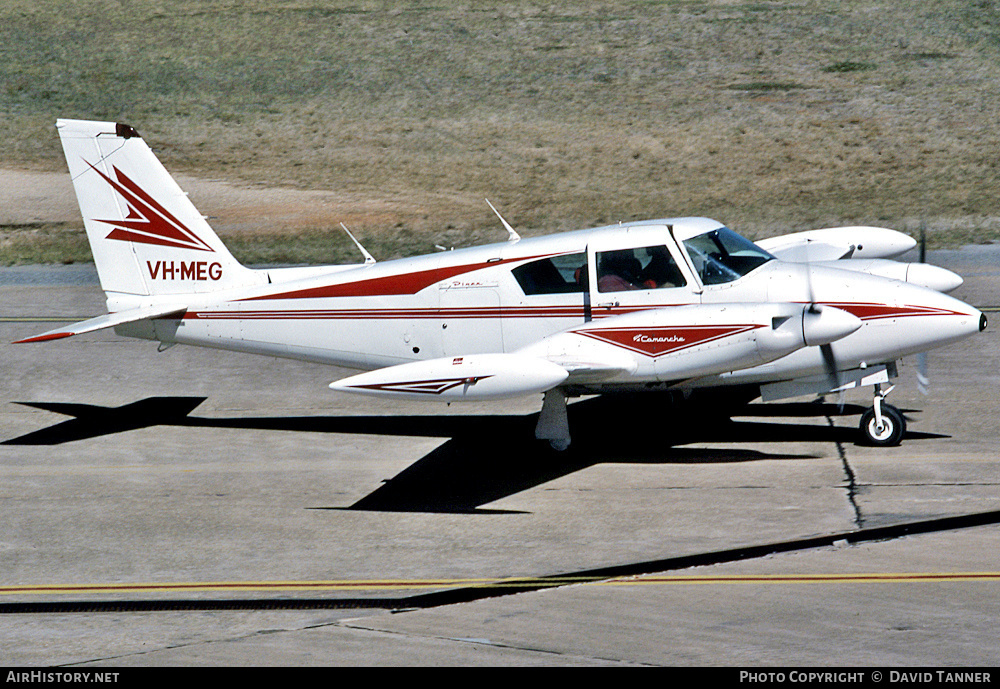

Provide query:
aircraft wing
left=757, top=227, right=916, bottom=261
left=13, top=304, right=187, bottom=343
left=330, top=301, right=862, bottom=402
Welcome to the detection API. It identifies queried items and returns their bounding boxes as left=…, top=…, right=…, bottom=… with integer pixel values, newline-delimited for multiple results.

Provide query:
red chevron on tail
left=86, top=161, right=214, bottom=252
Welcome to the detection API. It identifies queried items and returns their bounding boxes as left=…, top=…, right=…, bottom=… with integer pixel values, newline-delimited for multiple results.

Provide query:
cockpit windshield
left=681, top=227, right=774, bottom=285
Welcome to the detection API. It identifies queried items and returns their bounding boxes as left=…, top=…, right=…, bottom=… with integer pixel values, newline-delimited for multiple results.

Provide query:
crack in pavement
left=826, top=414, right=865, bottom=529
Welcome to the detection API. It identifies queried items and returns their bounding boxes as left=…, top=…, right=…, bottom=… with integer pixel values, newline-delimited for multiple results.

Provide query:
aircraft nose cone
left=905, top=263, right=964, bottom=292
left=802, top=305, right=863, bottom=346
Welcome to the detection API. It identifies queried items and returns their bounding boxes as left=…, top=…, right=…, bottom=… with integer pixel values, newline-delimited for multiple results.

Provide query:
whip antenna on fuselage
left=340, top=222, right=376, bottom=264
left=485, top=198, right=520, bottom=242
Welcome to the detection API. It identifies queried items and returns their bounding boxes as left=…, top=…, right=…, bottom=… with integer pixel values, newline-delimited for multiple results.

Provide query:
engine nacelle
left=814, top=259, right=963, bottom=293
left=518, top=302, right=860, bottom=384
left=758, top=227, right=916, bottom=262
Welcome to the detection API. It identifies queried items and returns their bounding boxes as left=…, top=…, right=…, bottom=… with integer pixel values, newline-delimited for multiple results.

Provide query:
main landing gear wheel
left=859, top=403, right=906, bottom=446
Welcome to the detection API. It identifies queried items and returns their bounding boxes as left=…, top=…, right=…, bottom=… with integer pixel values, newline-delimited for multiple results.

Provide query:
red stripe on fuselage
left=819, top=302, right=968, bottom=321
left=170, top=301, right=971, bottom=325
left=241, top=254, right=558, bottom=301
left=183, top=305, right=586, bottom=320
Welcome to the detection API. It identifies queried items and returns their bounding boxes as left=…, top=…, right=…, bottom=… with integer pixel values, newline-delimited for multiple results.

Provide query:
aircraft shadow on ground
left=4, top=395, right=947, bottom=513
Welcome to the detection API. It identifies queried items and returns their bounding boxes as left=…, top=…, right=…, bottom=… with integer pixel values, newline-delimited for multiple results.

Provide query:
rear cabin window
left=596, top=245, right=687, bottom=293
left=512, top=252, right=587, bottom=295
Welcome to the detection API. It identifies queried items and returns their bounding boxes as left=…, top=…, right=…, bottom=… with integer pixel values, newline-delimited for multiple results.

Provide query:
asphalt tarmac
left=1, top=246, right=998, bottom=666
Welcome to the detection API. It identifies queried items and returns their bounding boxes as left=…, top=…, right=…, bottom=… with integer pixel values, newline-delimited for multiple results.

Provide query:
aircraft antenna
left=485, top=198, right=521, bottom=242
left=340, top=223, right=376, bottom=264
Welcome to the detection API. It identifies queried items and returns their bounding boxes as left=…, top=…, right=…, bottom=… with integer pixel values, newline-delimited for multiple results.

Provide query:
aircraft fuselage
left=121, top=218, right=982, bottom=393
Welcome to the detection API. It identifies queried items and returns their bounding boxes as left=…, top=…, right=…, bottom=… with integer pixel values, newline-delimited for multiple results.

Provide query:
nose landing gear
left=859, top=384, right=906, bottom=446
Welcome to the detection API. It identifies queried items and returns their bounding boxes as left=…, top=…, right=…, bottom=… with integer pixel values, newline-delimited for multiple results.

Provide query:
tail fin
left=57, top=119, right=265, bottom=297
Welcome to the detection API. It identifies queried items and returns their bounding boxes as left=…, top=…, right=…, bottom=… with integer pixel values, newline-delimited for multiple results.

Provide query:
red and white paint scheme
left=17, top=119, right=986, bottom=448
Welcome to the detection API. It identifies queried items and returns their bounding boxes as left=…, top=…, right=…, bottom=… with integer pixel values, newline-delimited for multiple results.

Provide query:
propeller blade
left=915, top=223, right=935, bottom=394
left=916, top=352, right=930, bottom=395
left=919, top=220, right=927, bottom=264
left=800, top=237, right=846, bottom=394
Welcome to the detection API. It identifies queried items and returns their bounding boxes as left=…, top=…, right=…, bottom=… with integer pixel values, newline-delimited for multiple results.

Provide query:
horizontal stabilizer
left=13, top=304, right=187, bottom=344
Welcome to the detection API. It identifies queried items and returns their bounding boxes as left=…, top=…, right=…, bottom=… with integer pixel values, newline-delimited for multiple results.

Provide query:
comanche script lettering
left=634, top=334, right=685, bottom=343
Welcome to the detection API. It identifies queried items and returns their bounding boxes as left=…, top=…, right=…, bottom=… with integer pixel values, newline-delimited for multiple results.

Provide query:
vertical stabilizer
left=56, top=119, right=265, bottom=297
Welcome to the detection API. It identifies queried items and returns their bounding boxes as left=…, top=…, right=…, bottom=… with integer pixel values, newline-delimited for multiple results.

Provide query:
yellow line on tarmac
left=603, top=572, right=1000, bottom=586
left=4, top=572, right=1000, bottom=596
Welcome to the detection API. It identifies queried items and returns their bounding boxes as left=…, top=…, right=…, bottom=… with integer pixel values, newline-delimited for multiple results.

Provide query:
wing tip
left=12, top=332, right=74, bottom=344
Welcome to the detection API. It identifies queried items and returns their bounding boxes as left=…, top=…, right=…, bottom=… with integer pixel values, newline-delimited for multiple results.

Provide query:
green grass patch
left=4, top=222, right=1000, bottom=267
left=924, top=227, right=1000, bottom=250
left=1, top=0, right=998, bottom=253
left=822, top=61, right=877, bottom=73
left=905, top=51, right=956, bottom=61
left=225, top=228, right=441, bottom=266
left=739, top=3, right=790, bottom=11
left=0, top=223, right=92, bottom=266
left=727, top=82, right=807, bottom=92
left=0, top=223, right=443, bottom=267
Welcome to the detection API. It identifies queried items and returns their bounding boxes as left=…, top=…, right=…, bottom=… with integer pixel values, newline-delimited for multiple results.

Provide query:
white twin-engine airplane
left=16, top=119, right=986, bottom=450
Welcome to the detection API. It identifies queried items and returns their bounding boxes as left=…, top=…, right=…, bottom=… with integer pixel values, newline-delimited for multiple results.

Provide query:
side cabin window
left=512, top=252, right=587, bottom=295
left=596, top=245, right=687, bottom=293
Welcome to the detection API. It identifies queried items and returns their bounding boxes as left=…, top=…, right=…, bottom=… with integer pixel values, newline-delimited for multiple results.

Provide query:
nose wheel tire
left=859, top=403, right=906, bottom=446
